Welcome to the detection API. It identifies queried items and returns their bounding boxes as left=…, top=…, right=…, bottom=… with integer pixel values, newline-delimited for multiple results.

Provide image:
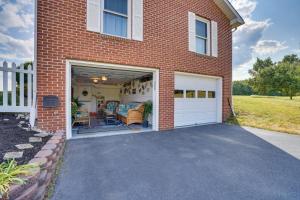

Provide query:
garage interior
left=71, top=66, right=154, bottom=137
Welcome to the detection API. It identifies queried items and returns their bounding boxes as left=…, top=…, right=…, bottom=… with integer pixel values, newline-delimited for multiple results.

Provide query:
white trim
left=127, top=0, right=132, bottom=39
left=216, top=77, right=223, bottom=123
left=20, top=65, right=24, bottom=107
left=211, top=21, right=218, bottom=57
left=0, top=106, right=31, bottom=113
left=66, top=60, right=72, bottom=140
left=0, top=67, right=33, bottom=74
left=65, top=59, right=160, bottom=140
left=71, top=128, right=153, bottom=140
left=213, top=0, right=244, bottom=28
left=132, top=0, right=143, bottom=41
left=175, top=122, right=222, bottom=129
left=30, top=0, right=38, bottom=127
left=3, top=62, right=8, bottom=107
left=87, top=0, right=101, bottom=32
left=188, top=12, right=196, bottom=52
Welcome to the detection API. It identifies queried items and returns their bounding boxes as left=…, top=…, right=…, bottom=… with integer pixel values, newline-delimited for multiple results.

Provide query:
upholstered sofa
left=117, top=102, right=145, bottom=125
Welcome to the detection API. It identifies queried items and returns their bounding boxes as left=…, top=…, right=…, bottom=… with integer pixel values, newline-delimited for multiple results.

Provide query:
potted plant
left=71, top=102, right=78, bottom=123
left=143, top=101, right=152, bottom=128
left=71, top=97, right=82, bottom=124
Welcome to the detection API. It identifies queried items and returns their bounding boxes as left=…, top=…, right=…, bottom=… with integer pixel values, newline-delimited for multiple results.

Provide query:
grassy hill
left=228, top=96, right=300, bottom=135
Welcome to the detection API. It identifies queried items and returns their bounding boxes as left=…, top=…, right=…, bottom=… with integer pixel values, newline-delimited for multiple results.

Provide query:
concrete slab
left=243, top=126, right=300, bottom=160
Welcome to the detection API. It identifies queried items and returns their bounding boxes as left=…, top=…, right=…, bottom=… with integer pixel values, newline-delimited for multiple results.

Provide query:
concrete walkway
left=243, top=126, right=300, bottom=160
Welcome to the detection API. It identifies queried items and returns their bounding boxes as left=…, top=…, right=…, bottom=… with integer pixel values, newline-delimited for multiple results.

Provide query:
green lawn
left=228, top=96, right=300, bottom=135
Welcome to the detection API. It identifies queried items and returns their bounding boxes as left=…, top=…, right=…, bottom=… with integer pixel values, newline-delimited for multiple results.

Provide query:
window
left=208, top=91, right=216, bottom=98
left=197, top=90, right=206, bottom=98
left=186, top=90, right=195, bottom=98
left=195, top=17, right=210, bottom=55
left=103, top=0, right=128, bottom=38
left=174, top=90, right=184, bottom=98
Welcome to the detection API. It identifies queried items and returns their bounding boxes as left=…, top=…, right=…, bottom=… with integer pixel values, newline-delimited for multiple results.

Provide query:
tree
left=272, top=62, right=300, bottom=100
left=281, top=54, right=300, bottom=64
left=232, top=80, right=253, bottom=95
left=248, top=57, right=275, bottom=95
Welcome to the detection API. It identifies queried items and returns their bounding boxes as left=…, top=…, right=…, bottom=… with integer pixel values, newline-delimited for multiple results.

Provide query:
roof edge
left=213, top=0, right=245, bottom=28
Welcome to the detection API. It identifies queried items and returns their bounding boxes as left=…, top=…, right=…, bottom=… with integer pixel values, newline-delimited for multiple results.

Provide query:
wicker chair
left=117, top=103, right=145, bottom=125
left=72, top=110, right=91, bottom=127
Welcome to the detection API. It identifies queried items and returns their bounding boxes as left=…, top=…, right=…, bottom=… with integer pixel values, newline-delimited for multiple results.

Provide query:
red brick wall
left=37, top=0, right=232, bottom=132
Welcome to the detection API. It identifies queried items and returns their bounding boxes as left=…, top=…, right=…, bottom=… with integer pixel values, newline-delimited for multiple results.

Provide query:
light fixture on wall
left=93, top=79, right=99, bottom=84
left=101, top=76, right=108, bottom=81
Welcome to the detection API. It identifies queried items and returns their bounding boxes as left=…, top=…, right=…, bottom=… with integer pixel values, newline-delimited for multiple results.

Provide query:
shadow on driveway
left=51, top=124, right=300, bottom=200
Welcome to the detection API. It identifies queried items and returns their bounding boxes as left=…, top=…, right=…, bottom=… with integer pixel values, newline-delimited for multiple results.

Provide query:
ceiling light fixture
left=102, top=76, right=108, bottom=81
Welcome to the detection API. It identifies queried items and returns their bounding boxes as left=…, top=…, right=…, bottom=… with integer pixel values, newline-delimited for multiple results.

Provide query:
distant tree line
left=233, top=54, right=300, bottom=99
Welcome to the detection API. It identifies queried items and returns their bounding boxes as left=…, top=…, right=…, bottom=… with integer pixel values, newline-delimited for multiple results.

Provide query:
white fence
left=0, top=61, right=35, bottom=116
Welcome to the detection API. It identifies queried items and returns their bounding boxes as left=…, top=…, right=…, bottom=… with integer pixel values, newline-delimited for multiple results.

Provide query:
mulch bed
left=0, top=113, right=51, bottom=165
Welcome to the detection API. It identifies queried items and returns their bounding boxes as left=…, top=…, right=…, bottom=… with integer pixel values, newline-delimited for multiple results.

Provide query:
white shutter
left=132, top=0, right=143, bottom=41
left=211, top=21, right=218, bottom=57
left=87, top=0, right=101, bottom=32
left=188, top=12, right=196, bottom=52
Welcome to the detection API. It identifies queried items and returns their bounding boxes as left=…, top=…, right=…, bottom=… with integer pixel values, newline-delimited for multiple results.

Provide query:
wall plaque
left=43, top=96, right=60, bottom=108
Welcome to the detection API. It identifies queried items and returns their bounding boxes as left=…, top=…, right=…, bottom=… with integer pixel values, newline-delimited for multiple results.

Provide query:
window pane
left=198, top=90, right=206, bottom=98
left=104, top=0, right=128, bottom=15
left=174, top=90, right=184, bottom=98
left=208, top=91, right=216, bottom=98
left=196, top=20, right=207, bottom=37
left=186, top=90, right=195, bottom=98
left=104, top=12, right=127, bottom=37
left=196, top=37, right=206, bottom=54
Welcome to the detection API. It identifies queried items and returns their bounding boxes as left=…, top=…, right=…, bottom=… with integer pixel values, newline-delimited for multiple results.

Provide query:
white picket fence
left=0, top=61, right=36, bottom=126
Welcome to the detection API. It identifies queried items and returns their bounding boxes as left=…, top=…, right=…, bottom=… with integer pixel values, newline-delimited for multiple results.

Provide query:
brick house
left=36, top=0, right=244, bottom=139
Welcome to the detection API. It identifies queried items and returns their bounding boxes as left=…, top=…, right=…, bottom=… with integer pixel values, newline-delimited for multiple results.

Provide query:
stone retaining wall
left=7, top=132, right=65, bottom=200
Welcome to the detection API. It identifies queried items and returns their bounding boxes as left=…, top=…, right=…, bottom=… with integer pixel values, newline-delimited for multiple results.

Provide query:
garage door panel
left=174, top=73, right=220, bottom=127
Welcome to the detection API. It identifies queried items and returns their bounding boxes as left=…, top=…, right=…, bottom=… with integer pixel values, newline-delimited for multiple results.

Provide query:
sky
left=0, top=0, right=300, bottom=81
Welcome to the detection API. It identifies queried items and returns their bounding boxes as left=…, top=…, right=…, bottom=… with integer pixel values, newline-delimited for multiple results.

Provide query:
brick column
left=159, top=69, right=174, bottom=130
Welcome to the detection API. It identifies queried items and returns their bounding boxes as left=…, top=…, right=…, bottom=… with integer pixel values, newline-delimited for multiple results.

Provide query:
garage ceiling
left=72, top=66, right=152, bottom=85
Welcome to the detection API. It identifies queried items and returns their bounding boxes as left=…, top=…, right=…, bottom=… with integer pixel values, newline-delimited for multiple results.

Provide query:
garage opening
left=68, top=63, right=158, bottom=139
left=174, top=72, right=222, bottom=127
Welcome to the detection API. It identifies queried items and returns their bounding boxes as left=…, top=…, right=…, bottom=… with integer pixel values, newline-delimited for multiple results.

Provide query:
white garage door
left=174, top=73, right=222, bottom=127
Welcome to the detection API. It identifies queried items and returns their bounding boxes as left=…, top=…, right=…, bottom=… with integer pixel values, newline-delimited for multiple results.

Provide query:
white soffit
left=213, top=0, right=245, bottom=28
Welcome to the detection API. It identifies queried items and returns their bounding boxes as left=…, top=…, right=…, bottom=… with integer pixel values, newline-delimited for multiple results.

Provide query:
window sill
left=192, top=52, right=217, bottom=59
left=100, top=33, right=131, bottom=42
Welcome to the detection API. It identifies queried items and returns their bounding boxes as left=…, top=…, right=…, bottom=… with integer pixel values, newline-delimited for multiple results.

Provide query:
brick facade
left=37, top=0, right=233, bottom=132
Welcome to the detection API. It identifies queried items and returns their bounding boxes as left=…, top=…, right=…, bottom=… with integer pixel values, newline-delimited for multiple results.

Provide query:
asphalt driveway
left=51, top=124, right=300, bottom=200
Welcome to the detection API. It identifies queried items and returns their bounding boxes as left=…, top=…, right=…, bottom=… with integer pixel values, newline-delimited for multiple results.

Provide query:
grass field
left=228, top=96, right=300, bottom=135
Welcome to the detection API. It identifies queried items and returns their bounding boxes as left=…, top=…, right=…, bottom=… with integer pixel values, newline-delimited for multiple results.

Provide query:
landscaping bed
left=0, top=113, right=51, bottom=164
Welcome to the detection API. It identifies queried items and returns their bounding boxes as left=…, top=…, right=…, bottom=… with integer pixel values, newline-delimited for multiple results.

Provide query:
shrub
left=0, top=160, right=37, bottom=199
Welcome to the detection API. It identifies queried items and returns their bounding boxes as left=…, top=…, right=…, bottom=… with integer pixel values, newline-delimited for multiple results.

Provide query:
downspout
left=229, top=27, right=238, bottom=117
